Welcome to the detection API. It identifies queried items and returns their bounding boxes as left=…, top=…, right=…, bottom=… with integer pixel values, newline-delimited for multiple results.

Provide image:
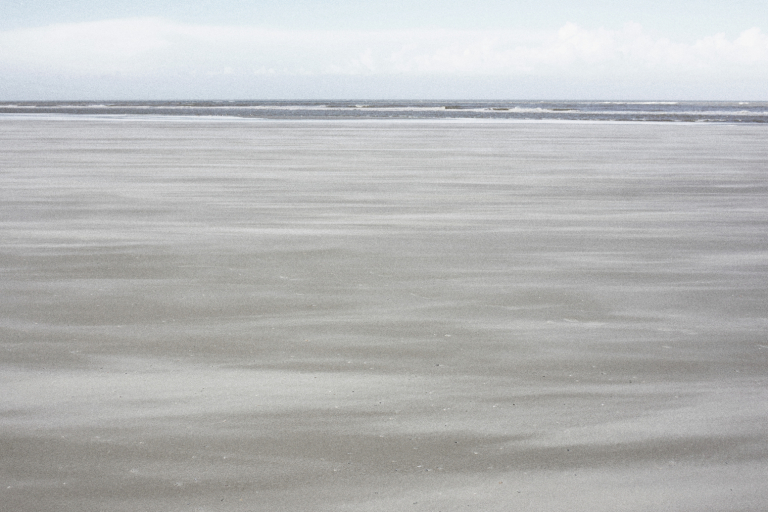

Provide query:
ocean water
left=1, top=99, right=767, bottom=123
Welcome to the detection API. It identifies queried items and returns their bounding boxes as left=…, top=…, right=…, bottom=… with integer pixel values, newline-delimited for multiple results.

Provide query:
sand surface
left=2, top=118, right=768, bottom=511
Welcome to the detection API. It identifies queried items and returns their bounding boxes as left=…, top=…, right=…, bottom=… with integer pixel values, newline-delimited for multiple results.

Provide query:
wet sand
left=2, top=118, right=767, bottom=511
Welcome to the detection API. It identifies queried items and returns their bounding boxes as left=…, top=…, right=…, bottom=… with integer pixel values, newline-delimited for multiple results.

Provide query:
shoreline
left=1, top=112, right=763, bottom=126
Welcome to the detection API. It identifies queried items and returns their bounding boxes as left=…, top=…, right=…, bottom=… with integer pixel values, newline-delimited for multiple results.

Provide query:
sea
left=1, top=99, right=767, bottom=123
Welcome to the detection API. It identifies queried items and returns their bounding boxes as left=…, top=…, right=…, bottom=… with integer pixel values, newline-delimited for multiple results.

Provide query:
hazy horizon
left=1, top=1, right=767, bottom=100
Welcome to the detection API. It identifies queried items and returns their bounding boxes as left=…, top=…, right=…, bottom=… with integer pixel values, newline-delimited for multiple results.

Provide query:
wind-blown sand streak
left=2, top=118, right=767, bottom=511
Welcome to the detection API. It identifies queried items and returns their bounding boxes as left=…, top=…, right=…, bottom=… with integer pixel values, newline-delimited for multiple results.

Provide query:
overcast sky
left=1, top=0, right=767, bottom=100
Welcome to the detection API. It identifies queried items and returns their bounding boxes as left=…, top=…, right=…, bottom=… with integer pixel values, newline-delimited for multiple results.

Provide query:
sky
left=1, top=0, right=767, bottom=100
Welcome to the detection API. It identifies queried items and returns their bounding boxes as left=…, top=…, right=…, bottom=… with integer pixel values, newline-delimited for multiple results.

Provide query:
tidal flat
left=1, top=118, right=767, bottom=511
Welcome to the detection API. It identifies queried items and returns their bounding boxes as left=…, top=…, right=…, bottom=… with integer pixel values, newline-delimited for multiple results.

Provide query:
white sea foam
left=2, top=101, right=767, bottom=123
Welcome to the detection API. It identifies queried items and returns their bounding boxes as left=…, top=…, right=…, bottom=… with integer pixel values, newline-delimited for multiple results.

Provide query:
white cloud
left=1, top=18, right=767, bottom=98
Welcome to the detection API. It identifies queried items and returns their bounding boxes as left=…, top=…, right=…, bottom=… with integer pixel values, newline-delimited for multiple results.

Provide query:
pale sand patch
left=2, top=118, right=767, bottom=511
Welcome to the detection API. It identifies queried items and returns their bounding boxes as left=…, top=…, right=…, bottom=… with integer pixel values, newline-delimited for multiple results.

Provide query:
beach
left=2, top=117, right=767, bottom=511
